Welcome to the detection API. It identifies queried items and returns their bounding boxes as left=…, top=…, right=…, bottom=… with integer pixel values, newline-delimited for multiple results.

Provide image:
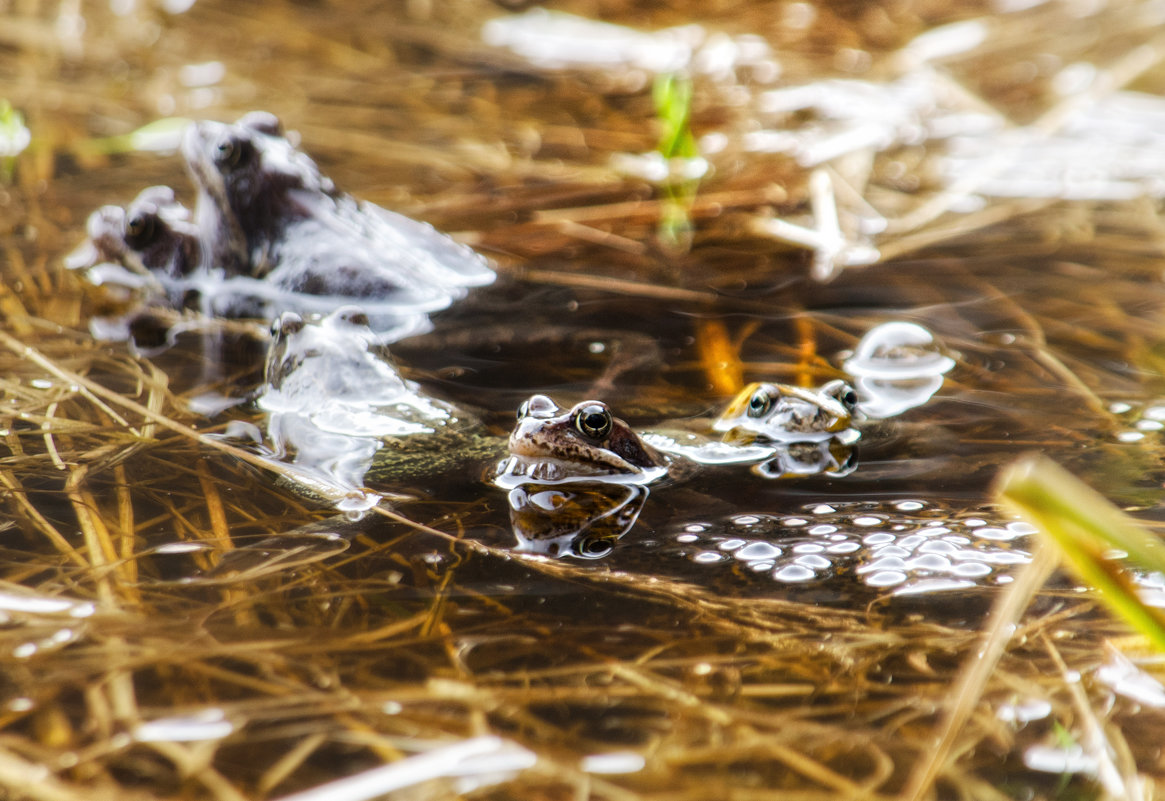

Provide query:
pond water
left=2, top=1, right=1165, bottom=800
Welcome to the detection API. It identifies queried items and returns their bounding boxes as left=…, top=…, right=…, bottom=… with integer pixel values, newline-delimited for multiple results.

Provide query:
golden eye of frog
left=712, top=379, right=859, bottom=444
left=494, top=394, right=669, bottom=487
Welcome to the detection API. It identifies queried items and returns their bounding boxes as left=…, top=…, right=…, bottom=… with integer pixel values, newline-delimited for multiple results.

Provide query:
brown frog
left=494, top=394, right=670, bottom=487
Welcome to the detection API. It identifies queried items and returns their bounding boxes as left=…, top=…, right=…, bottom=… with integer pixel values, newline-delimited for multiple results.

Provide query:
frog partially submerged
left=642, top=379, right=860, bottom=478
left=494, top=394, right=671, bottom=487
left=713, top=379, right=860, bottom=443
left=182, top=111, right=494, bottom=332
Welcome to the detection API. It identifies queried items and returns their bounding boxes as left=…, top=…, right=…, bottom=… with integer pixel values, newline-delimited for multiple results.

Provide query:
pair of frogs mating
left=261, top=308, right=861, bottom=495
left=70, top=112, right=493, bottom=337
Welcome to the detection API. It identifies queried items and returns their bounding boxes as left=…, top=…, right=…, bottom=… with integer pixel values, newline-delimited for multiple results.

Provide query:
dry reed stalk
left=900, top=544, right=1058, bottom=801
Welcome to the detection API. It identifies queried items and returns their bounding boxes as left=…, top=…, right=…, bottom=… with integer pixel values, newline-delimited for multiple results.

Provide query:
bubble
left=906, top=554, right=952, bottom=571
left=919, top=540, right=958, bottom=555
left=853, top=516, right=882, bottom=526
left=952, top=561, right=993, bottom=577
left=675, top=534, right=699, bottom=544
left=810, top=504, right=835, bottom=514
left=792, top=543, right=825, bottom=554
left=826, top=541, right=860, bottom=554
left=863, top=532, right=895, bottom=545
left=694, top=551, right=729, bottom=564
left=774, top=564, right=817, bottom=582
left=718, top=539, right=747, bottom=551
left=783, top=517, right=808, bottom=527
left=734, top=542, right=782, bottom=561
left=865, top=570, right=907, bottom=587
left=733, top=515, right=760, bottom=526
left=809, top=524, right=838, bottom=535
left=895, top=500, right=925, bottom=511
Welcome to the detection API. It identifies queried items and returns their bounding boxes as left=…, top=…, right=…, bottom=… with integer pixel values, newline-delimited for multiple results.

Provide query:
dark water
left=3, top=2, right=1165, bottom=799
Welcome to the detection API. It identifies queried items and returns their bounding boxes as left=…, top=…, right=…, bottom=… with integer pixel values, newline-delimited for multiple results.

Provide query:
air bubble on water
left=906, top=554, right=951, bottom=571
left=865, top=570, right=907, bottom=587
left=773, top=564, right=816, bottom=582
left=718, top=539, right=747, bottom=551
left=809, top=524, right=837, bottom=535
left=783, top=517, right=808, bottom=527
left=694, top=551, right=728, bottom=564
left=895, top=500, right=924, bottom=511
left=853, top=516, right=882, bottom=526
left=734, top=541, right=782, bottom=560
left=1006, top=521, right=1038, bottom=535
left=826, top=541, right=860, bottom=554
left=675, top=533, right=699, bottom=544
left=896, top=534, right=926, bottom=550
left=952, top=561, right=993, bottom=577
left=1144, top=405, right=1165, bottom=420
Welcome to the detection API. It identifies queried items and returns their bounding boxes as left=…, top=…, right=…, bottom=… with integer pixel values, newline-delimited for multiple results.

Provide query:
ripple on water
left=666, top=499, right=1033, bottom=593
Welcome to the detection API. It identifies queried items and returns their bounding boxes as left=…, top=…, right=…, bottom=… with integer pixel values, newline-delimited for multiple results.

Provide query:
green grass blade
left=995, top=453, right=1165, bottom=652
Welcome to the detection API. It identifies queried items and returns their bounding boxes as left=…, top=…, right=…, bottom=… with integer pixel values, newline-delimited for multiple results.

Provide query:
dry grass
left=2, top=1, right=1165, bottom=799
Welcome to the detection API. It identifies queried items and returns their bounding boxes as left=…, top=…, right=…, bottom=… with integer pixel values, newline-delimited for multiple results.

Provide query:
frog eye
left=124, top=213, right=156, bottom=248
left=823, top=380, right=859, bottom=412
left=516, top=400, right=530, bottom=420
left=574, top=403, right=613, bottom=439
left=747, top=387, right=773, bottom=418
left=214, top=136, right=253, bottom=170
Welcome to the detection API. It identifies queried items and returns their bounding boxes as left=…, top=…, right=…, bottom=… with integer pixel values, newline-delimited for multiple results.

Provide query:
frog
left=66, top=185, right=202, bottom=298
left=712, top=379, right=860, bottom=443
left=181, top=111, right=495, bottom=332
left=494, top=394, right=672, bottom=488
left=640, top=378, right=860, bottom=474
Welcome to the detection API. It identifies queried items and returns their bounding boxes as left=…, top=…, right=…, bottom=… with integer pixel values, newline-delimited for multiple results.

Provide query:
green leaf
left=995, top=454, right=1165, bottom=652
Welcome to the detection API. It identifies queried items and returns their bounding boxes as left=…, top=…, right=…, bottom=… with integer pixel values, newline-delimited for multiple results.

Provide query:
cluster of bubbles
left=667, top=499, right=1034, bottom=593
left=1106, top=398, right=1165, bottom=444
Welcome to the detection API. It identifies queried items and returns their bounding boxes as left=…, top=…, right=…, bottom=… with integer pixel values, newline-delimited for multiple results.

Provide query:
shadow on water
left=3, top=1, right=1165, bottom=799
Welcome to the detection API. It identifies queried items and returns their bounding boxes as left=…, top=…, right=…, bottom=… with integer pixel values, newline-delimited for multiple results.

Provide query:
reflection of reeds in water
left=2, top=0, right=1165, bottom=798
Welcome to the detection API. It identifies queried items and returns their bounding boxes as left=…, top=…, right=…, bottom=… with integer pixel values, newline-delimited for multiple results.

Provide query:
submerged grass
left=2, top=0, right=1165, bottom=799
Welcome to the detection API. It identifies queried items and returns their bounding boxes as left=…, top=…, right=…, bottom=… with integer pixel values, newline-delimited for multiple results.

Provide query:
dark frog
left=66, top=185, right=201, bottom=297
left=181, top=111, right=494, bottom=333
